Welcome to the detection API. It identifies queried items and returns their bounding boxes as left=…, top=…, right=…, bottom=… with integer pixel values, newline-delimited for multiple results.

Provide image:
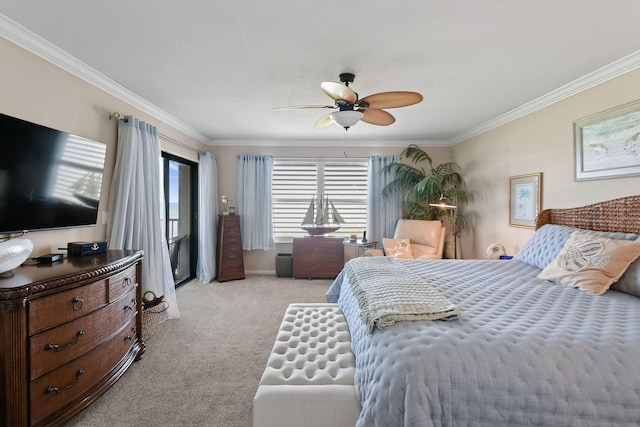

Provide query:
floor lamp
left=429, top=195, right=461, bottom=259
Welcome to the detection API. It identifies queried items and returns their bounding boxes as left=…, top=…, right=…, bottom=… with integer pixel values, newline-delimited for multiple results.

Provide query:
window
left=161, top=153, right=197, bottom=287
left=272, top=158, right=368, bottom=241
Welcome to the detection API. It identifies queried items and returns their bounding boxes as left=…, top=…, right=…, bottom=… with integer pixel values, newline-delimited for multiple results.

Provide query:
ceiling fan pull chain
left=343, top=129, right=349, bottom=158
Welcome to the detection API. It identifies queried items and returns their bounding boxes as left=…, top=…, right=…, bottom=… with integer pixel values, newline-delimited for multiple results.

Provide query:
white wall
left=211, top=144, right=453, bottom=272
left=0, top=38, right=209, bottom=256
left=9, top=33, right=635, bottom=270
left=2, top=37, right=454, bottom=271
left=453, top=68, right=640, bottom=258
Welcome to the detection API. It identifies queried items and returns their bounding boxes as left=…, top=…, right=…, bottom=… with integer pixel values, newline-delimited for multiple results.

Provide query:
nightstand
left=343, top=239, right=378, bottom=258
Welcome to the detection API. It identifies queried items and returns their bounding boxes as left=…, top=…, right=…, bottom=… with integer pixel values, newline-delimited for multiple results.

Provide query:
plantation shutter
left=272, top=158, right=368, bottom=241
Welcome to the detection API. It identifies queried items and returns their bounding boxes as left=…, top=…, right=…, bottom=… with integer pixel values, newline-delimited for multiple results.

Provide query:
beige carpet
left=64, top=275, right=332, bottom=427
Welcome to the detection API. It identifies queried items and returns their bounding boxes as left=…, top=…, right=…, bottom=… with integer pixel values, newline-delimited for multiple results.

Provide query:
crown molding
left=0, top=14, right=212, bottom=145
left=448, top=49, right=640, bottom=146
left=2, top=13, right=638, bottom=148
left=211, top=138, right=449, bottom=147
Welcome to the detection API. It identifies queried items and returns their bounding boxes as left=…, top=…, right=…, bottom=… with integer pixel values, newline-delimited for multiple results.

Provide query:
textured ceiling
left=1, top=1, right=640, bottom=145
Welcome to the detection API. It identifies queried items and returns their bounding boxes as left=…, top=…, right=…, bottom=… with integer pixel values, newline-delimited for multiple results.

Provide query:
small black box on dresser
left=67, top=241, right=108, bottom=257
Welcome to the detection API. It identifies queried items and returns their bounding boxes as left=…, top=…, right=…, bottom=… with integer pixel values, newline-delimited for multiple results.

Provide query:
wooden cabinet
left=292, top=237, right=344, bottom=279
left=0, top=250, right=144, bottom=426
left=217, top=215, right=245, bottom=282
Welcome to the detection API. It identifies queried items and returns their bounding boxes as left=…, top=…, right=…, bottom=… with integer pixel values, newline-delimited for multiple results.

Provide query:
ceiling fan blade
left=360, top=109, right=395, bottom=126
left=320, top=82, right=357, bottom=103
left=359, top=91, right=423, bottom=109
left=314, top=114, right=335, bottom=129
left=273, top=105, right=335, bottom=110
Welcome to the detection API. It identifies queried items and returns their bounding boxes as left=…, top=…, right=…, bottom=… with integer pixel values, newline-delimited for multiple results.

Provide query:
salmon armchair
left=366, top=219, right=446, bottom=259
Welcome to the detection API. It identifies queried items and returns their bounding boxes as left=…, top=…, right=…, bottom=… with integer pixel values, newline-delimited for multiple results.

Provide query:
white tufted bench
left=253, top=303, right=361, bottom=427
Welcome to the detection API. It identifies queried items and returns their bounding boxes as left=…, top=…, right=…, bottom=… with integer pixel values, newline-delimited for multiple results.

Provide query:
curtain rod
left=262, top=156, right=369, bottom=161
left=109, top=112, right=203, bottom=153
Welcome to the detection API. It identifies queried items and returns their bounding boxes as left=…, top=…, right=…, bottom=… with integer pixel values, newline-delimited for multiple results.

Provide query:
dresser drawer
left=108, top=265, right=137, bottom=302
left=220, top=262, right=243, bottom=274
left=223, top=235, right=241, bottom=247
left=29, top=280, right=108, bottom=335
left=221, top=216, right=240, bottom=227
left=29, top=286, right=137, bottom=380
left=30, top=316, right=138, bottom=425
left=221, top=246, right=242, bottom=261
left=223, top=227, right=241, bottom=238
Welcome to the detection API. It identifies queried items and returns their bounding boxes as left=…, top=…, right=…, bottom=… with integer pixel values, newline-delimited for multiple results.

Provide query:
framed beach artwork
left=509, top=173, right=542, bottom=228
left=575, top=99, right=640, bottom=181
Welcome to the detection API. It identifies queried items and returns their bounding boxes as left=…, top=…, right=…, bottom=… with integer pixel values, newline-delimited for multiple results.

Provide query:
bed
left=326, top=195, right=640, bottom=427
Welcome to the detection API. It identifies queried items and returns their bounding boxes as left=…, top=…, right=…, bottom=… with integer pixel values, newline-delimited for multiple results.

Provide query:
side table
left=343, top=239, right=378, bottom=258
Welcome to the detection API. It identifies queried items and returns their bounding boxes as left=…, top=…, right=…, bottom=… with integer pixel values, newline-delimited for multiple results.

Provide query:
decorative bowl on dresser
left=0, top=250, right=145, bottom=426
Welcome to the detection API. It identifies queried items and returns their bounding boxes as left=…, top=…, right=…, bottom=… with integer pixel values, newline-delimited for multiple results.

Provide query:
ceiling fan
left=275, top=73, right=423, bottom=130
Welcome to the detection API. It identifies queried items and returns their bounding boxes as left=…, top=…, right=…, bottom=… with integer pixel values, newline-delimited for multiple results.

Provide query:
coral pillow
left=383, top=238, right=413, bottom=259
left=537, top=231, right=640, bottom=295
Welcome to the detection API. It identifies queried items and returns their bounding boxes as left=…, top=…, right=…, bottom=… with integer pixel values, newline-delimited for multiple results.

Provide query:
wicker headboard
left=535, top=195, right=640, bottom=234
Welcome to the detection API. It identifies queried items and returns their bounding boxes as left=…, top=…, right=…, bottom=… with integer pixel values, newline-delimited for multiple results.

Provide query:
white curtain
left=236, top=155, right=274, bottom=251
left=367, top=155, right=402, bottom=242
left=107, top=116, right=179, bottom=319
left=196, top=152, right=218, bottom=282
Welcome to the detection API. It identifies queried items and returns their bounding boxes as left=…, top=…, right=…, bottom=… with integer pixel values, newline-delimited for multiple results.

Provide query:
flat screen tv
left=0, top=113, right=108, bottom=235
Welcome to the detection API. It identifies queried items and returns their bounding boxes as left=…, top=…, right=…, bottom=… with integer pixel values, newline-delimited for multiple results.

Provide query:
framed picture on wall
left=574, top=99, right=640, bottom=181
left=509, top=173, right=542, bottom=228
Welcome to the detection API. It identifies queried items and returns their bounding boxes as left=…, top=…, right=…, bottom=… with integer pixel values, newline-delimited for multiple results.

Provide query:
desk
left=343, top=240, right=378, bottom=258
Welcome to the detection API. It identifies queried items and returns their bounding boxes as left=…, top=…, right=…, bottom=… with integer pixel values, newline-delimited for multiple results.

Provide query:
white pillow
left=515, top=224, right=640, bottom=270
left=537, top=231, right=640, bottom=295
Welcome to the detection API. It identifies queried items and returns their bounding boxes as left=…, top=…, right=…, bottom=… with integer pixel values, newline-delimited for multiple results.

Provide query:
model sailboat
left=301, top=194, right=345, bottom=236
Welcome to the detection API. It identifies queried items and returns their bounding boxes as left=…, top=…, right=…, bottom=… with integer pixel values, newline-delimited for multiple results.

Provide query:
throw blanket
left=343, top=257, right=459, bottom=333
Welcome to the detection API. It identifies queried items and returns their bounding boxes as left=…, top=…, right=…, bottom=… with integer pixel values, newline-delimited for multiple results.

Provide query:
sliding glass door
left=162, top=153, right=197, bottom=287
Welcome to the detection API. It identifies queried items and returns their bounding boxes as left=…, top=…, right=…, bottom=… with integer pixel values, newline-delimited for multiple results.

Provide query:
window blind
left=272, top=158, right=368, bottom=241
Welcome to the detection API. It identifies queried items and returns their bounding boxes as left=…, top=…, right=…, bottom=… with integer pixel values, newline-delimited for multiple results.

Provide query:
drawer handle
left=124, top=326, right=137, bottom=341
left=45, top=330, right=85, bottom=352
left=124, top=298, right=137, bottom=311
left=123, top=276, right=132, bottom=287
left=71, top=296, right=84, bottom=311
left=45, top=368, right=85, bottom=394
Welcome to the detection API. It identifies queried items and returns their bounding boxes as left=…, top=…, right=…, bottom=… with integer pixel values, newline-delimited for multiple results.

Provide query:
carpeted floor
left=64, top=275, right=332, bottom=427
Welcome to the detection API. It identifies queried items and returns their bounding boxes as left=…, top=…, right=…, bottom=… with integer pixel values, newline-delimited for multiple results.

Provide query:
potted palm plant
left=381, top=144, right=472, bottom=231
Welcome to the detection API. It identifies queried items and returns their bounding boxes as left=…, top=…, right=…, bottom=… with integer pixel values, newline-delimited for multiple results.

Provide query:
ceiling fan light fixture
left=330, top=110, right=363, bottom=129
left=277, top=73, right=422, bottom=129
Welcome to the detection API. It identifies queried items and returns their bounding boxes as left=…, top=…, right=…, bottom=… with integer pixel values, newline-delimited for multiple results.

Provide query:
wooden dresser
left=0, top=250, right=145, bottom=426
left=217, top=215, right=245, bottom=282
left=292, top=237, right=344, bottom=279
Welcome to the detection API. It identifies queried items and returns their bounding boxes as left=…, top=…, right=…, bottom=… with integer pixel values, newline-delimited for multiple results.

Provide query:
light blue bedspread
left=326, top=258, right=640, bottom=427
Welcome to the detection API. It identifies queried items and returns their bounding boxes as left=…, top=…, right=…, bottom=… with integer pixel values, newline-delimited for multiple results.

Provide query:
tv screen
left=0, top=113, right=107, bottom=234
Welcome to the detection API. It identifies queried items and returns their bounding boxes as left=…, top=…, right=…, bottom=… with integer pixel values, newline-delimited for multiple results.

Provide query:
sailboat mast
left=315, top=194, right=324, bottom=225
